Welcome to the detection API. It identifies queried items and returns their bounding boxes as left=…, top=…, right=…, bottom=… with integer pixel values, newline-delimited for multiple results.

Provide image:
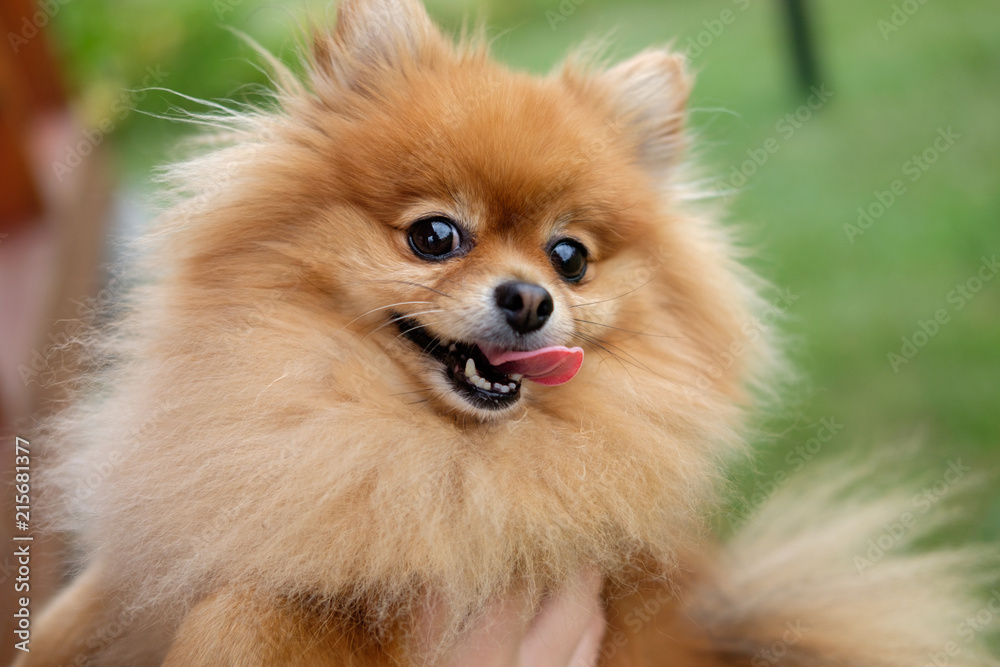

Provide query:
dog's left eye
left=408, top=217, right=462, bottom=260
left=549, top=239, right=588, bottom=283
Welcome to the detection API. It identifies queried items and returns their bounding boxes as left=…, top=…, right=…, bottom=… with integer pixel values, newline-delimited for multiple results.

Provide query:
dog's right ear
left=312, top=0, right=444, bottom=90
left=562, top=49, right=692, bottom=181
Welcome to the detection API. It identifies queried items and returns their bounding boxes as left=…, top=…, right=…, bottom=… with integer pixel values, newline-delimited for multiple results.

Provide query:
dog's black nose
left=494, top=281, right=554, bottom=335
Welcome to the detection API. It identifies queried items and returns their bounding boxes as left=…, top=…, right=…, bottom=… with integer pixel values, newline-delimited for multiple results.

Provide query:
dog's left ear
left=565, top=50, right=692, bottom=179
left=312, top=0, right=444, bottom=89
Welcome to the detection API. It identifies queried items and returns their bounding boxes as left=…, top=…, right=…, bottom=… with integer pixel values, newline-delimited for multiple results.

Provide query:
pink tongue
left=483, top=346, right=584, bottom=386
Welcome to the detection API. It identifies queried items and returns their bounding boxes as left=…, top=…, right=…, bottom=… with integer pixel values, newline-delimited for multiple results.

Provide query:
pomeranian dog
left=22, top=0, right=996, bottom=664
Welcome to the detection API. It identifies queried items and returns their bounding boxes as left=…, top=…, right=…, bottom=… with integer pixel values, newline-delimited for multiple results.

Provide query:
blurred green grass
left=49, top=1, right=1000, bottom=533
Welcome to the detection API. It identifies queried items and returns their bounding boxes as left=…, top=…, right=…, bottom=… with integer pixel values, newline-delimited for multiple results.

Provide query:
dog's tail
left=604, top=457, right=1000, bottom=666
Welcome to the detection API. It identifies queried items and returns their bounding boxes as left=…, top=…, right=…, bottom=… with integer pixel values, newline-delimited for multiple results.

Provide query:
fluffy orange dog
left=23, top=0, right=995, bottom=664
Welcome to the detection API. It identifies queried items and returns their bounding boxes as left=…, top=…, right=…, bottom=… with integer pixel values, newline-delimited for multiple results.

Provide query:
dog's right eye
left=408, top=217, right=462, bottom=260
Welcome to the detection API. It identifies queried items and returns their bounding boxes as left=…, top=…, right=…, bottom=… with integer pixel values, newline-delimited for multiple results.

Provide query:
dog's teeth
left=469, top=373, right=481, bottom=384
left=465, top=358, right=476, bottom=378
left=510, top=373, right=523, bottom=382
left=498, top=384, right=510, bottom=394
left=508, top=382, right=517, bottom=390
left=478, top=378, right=492, bottom=390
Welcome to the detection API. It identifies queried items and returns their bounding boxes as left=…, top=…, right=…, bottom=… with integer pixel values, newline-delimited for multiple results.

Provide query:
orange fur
left=21, top=1, right=996, bottom=665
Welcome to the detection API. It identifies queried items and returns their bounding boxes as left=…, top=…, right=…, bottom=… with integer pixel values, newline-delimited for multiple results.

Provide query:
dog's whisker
left=386, top=310, right=444, bottom=324
left=391, top=389, right=430, bottom=397
left=362, top=310, right=444, bottom=340
left=577, top=331, right=679, bottom=387
left=579, top=332, right=653, bottom=376
left=570, top=332, right=634, bottom=381
left=387, top=317, right=443, bottom=346
left=345, top=279, right=453, bottom=299
left=569, top=334, right=616, bottom=372
left=391, top=321, right=440, bottom=346
left=411, top=398, right=436, bottom=415
left=423, top=333, right=445, bottom=358
left=569, top=279, right=654, bottom=309
left=337, top=301, right=435, bottom=334
left=573, top=318, right=683, bottom=339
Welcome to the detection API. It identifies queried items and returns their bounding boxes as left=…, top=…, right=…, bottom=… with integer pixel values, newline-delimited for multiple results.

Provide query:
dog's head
left=165, top=0, right=768, bottom=425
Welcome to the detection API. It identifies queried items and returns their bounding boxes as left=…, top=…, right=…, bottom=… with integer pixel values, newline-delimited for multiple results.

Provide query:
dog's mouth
left=393, top=314, right=584, bottom=411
